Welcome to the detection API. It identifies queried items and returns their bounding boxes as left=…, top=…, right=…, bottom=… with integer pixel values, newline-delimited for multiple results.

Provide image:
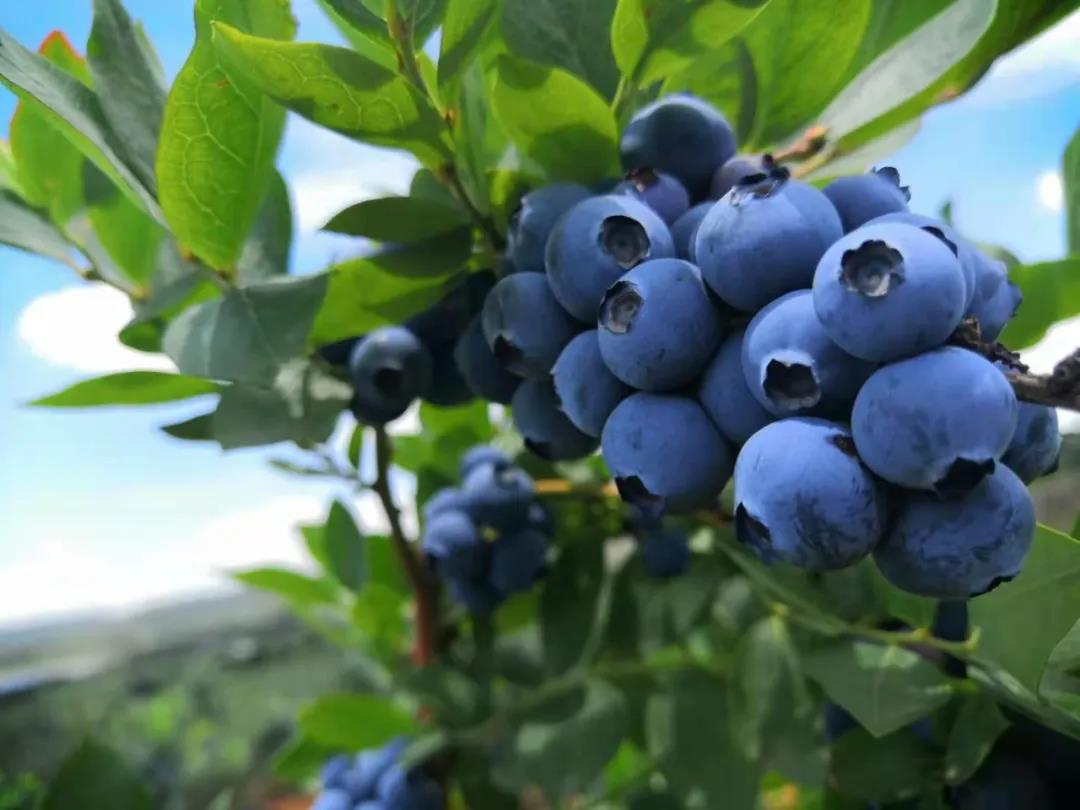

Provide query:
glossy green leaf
left=87, top=0, right=167, bottom=193
left=1064, top=124, right=1079, bottom=254
left=1000, top=258, right=1080, bottom=349
left=661, top=41, right=756, bottom=145
left=842, top=0, right=953, bottom=82
left=157, top=0, right=295, bottom=271
left=438, top=0, right=498, bottom=87
left=324, top=500, right=367, bottom=590
left=211, top=360, right=351, bottom=448
left=238, top=170, right=293, bottom=281
left=41, top=739, right=150, bottom=810
left=314, top=0, right=397, bottom=68
left=211, top=24, right=450, bottom=165
left=82, top=162, right=165, bottom=287
left=492, top=55, right=620, bottom=183
left=0, top=138, right=19, bottom=192
left=944, top=693, right=1010, bottom=784
left=163, top=273, right=329, bottom=384
left=0, top=27, right=161, bottom=220
left=390, top=0, right=447, bottom=45
left=233, top=566, right=340, bottom=606
left=0, top=189, right=73, bottom=263
left=351, top=584, right=408, bottom=659
left=319, top=0, right=391, bottom=40
left=161, top=411, right=216, bottom=441
left=323, top=195, right=469, bottom=241
left=830, top=726, right=937, bottom=803
left=272, top=734, right=339, bottom=783
left=971, top=524, right=1080, bottom=694
left=541, top=542, right=609, bottom=675
left=803, top=640, right=953, bottom=737
left=501, top=0, right=619, bottom=97
left=866, top=560, right=937, bottom=630
left=30, top=371, right=218, bottom=407
left=611, top=0, right=770, bottom=87
left=299, top=693, right=417, bottom=749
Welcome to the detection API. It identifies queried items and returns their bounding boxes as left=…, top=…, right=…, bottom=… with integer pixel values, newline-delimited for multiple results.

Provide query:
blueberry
left=866, top=211, right=977, bottom=308
left=512, top=378, right=599, bottom=461
left=552, top=330, right=632, bottom=437
left=734, top=418, right=886, bottom=571
left=310, top=789, right=352, bottom=810
left=545, top=194, right=675, bottom=322
left=320, top=755, right=350, bottom=790
left=601, top=393, right=734, bottom=514
left=460, top=445, right=511, bottom=478
left=461, top=460, right=534, bottom=531
left=1002, top=400, right=1061, bottom=484
left=316, top=336, right=361, bottom=368
left=349, top=327, right=433, bottom=424
left=422, top=487, right=470, bottom=522
left=377, top=764, right=443, bottom=810
left=490, top=528, right=549, bottom=593
left=598, top=258, right=723, bottom=391
left=615, top=167, right=691, bottom=224
left=343, top=740, right=404, bottom=799
left=694, top=172, right=842, bottom=312
left=966, top=252, right=1021, bottom=341
left=449, top=577, right=505, bottom=614
left=813, top=221, right=967, bottom=362
left=697, top=329, right=774, bottom=445
left=354, top=803, right=382, bottom=810
left=526, top=502, right=555, bottom=536
left=949, top=750, right=1054, bottom=810
left=620, top=95, right=736, bottom=200
left=670, top=202, right=712, bottom=260
left=710, top=154, right=773, bottom=199
left=875, top=464, right=1034, bottom=599
left=422, top=339, right=474, bottom=406
left=421, top=510, right=485, bottom=579
left=823, top=701, right=860, bottom=742
left=507, top=183, right=591, bottom=273
left=454, top=316, right=521, bottom=404
left=823, top=167, right=910, bottom=232
left=640, top=525, right=691, bottom=578
left=481, top=273, right=582, bottom=378
left=852, top=347, right=1018, bottom=495
left=742, top=290, right=874, bottom=419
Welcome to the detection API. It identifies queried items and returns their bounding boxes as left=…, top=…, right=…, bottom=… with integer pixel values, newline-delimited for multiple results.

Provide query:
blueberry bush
left=4, top=1, right=1080, bottom=807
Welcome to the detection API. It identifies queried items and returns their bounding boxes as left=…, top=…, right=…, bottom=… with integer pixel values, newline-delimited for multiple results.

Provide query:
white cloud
left=1036, top=170, right=1065, bottom=212
left=16, top=285, right=173, bottom=374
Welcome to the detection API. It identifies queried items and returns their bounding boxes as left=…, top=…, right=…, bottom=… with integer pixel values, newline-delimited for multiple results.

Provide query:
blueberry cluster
left=461, top=93, right=1059, bottom=599
left=316, top=739, right=440, bottom=810
left=421, top=447, right=552, bottom=612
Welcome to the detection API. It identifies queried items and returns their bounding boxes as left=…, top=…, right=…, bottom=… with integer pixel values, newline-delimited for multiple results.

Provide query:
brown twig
left=772, top=124, right=830, bottom=165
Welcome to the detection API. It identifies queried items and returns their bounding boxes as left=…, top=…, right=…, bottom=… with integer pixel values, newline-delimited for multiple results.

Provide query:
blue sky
left=0, top=4, right=1077, bottom=626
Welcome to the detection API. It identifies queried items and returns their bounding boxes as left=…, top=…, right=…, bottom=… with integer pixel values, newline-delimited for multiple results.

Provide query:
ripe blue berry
left=343, top=741, right=405, bottom=798
left=421, top=510, right=485, bottom=579
left=734, top=418, right=886, bottom=571
left=482, top=273, right=581, bottom=378
left=698, top=329, right=774, bottom=445
left=670, top=202, right=712, bottom=260
left=454, top=316, right=520, bottom=405
left=377, top=763, right=442, bottom=810
left=640, top=525, right=691, bottom=578
left=462, top=460, right=534, bottom=531
left=311, top=790, right=352, bottom=810
left=507, top=183, right=591, bottom=273
left=602, top=393, right=734, bottom=514
left=813, top=221, right=967, bottom=362
left=460, top=445, right=511, bottom=478
left=449, top=577, right=504, bottom=614
left=615, top=167, right=691, bottom=224
left=966, top=252, right=1022, bottom=341
left=512, top=378, right=599, bottom=461
left=620, top=95, right=736, bottom=200
left=1002, top=400, right=1061, bottom=483
left=423, top=487, right=470, bottom=522
left=422, top=340, right=474, bottom=406
left=490, top=528, right=549, bottom=593
left=710, top=154, right=773, bottom=200
left=598, top=258, right=723, bottom=391
left=552, top=330, right=632, bottom=437
left=321, top=755, right=350, bottom=790
left=852, top=347, right=1018, bottom=495
left=742, top=290, right=874, bottom=418
left=823, top=167, right=910, bottom=232
left=349, top=327, right=432, bottom=424
left=874, top=465, right=1035, bottom=598
left=545, top=194, right=675, bottom=322
left=694, top=172, right=842, bottom=312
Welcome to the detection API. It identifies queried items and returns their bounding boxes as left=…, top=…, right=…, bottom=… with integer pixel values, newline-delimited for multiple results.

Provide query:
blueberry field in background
left=2, top=1, right=1080, bottom=809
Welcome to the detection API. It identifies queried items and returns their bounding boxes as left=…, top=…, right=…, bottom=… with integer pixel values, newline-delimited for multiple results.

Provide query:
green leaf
left=211, top=360, right=352, bottom=449
left=299, top=693, right=417, bottom=750
left=233, top=566, right=340, bottom=606
left=541, top=542, right=609, bottom=675
left=803, top=640, right=953, bottom=737
left=157, top=0, right=295, bottom=271
left=866, top=560, right=937, bottom=630
left=41, top=739, right=150, bottom=810
left=0, top=189, right=73, bottom=263
left=30, top=371, right=218, bottom=407
left=971, top=524, right=1080, bottom=694
left=324, top=500, right=367, bottom=590
left=351, top=584, right=408, bottom=659
left=323, top=195, right=469, bottom=242
left=87, top=0, right=167, bottom=193
left=319, top=0, right=392, bottom=41
left=501, top=0, right=619, bottom=98
left=365, top=534, right=412, bottom=596
left=944, top=693, right=1010, bottom=785
left=1066, top=125, right=1079, bottom=254
left=161, top=411, right=216, bottom=441
left=391, top=0, right=448, bottom=45
left=647, top=671, right=758, bottom=808
left=0, top=138, right=19, bottom=192
left=272, top=734, right=339, bottom=783
left=347, top=423, right=365, bottom=467
left=309, top=260, right=457, bottom=344
left=611, top=0, right=770, bottom=87
left=0, top=28, right=162, bottom=221
left=1002, top=258, right=1080, bottom=349
left=163, top=273, right=329, bottom=384
left=399, top=664, right=482, bottom=727
left=494, top=679, right=627, bottom=799
left=829, top=726, right=937, bottom=803
left=211, top=24, right=450, bottom=165
left=492, top=55, right=619, bottom=184
left=841, top=0, right=953, bottom=82
left=238, top=170, right=293, bottom=281
left=82, top=162, right=166, bottom=287
left=438, top=0, right=498, bottom=88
